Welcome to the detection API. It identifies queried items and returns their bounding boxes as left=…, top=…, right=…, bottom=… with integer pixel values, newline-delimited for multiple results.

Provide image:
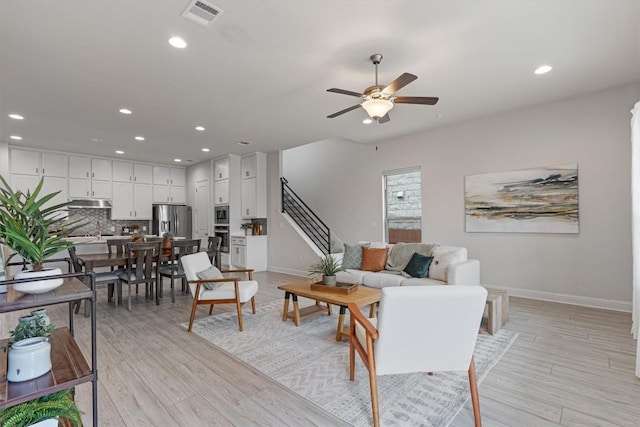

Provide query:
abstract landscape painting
left=465, top=164, right=579, bottom=233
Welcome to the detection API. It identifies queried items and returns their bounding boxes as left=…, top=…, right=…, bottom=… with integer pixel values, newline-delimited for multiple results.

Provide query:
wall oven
left=215, top=205, right=229, bottom=225
left=214, top=226, right=229, bottom=253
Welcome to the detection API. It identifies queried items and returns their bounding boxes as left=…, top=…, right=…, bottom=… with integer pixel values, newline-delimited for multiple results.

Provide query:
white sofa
left=333, top=242, right=480, bottom=289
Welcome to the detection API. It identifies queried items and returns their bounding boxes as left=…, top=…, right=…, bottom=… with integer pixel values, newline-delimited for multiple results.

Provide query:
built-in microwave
left=215, top=205, right=229, bottom=224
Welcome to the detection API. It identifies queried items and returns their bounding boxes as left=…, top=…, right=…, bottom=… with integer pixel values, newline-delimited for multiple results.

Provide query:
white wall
left=0, top=141, right=9, bottom=178
left=273, top=83, right=640, bottom=309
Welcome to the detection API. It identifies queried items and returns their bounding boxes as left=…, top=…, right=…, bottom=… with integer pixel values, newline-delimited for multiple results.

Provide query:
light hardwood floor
left=45, top=272, right=640, bottom=426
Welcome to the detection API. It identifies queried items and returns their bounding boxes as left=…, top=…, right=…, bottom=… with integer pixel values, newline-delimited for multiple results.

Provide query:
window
left=384, top=168, right=422, bottom=243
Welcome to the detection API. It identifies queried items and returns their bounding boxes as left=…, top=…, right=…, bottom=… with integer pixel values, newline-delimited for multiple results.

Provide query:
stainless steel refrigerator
left=152, top=204, right=192, bottom=238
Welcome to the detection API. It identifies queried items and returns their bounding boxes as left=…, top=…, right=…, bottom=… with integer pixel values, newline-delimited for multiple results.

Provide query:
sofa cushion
left=386, top=242, right=437, bottom=271
left=403, top=253, right=434, bottom=278
left=400, top=277, right=449, bottom=286
left=428, top=247, right=467, bottom=282
left=361, top=247, right=389, bottom=272
left=362, top=272, right=406, bottom=289
left=336, top=269, right=370, bottom=285
left=342, top=243, right=368, bottom=269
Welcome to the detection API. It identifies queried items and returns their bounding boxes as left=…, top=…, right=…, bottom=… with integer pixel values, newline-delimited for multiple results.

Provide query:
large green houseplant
left=0, top=389, right=82, bottom=427
left=0, top=176, right=84, bottom=293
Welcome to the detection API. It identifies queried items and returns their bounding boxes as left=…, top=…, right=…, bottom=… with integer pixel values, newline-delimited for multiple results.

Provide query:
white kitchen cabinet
left=214, top=180, right=229, bottom=205
left=134, top=163, right=153, bottom=184
left=112, top=161, right=133, bottom=182
left=240, top=153, right=266, bottom=218
left=214, top=158, right=229, bottom=181
left=170, top=185, right=186, bottom=204
left=41, top=153, right=68, bottom=177
left=69, top=156, right=91, bottom=179
left=41, top=176, right=68, bottom=217
left=241, top=155, right=257, bottom=179
left=170, top=168, right=186, bottom=186
left=91, top=180, right=112, bottom=199
left=153, top=185, right=171, bottom=203
left=11, top=174, right=40, bottom=194
left=153, top=166, right=171, bottom=185
left=10, top=149, right=40, bottom=175
left=111, top=182, right=153, bottom=219
left=69, top=179, right=91, bottom=198
left=91, top=158, right=112, bottom=181
left=230, top=235, right=267, bottom=271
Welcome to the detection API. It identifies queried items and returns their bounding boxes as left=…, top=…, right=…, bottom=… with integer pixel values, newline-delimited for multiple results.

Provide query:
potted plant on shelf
left=240, top=223, right=253, bottom=236
left=0, top=176, right=84, bottom=294
left=3, top=315, right=56, bottom=383
left=308, top=254, right=345, bottom=286
left=0, top=388, right=82, bottom=427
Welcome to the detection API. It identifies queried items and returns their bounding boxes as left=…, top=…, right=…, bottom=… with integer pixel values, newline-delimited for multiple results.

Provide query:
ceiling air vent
left=182, top=0, right=224, bottom=28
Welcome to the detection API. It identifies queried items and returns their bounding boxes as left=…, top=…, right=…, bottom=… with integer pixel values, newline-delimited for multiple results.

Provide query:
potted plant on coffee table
left=0, top=388, right=82, bottom=427
left=0, top=176, right=84, bottom=294
left=308, top=254, right=345, bottom=286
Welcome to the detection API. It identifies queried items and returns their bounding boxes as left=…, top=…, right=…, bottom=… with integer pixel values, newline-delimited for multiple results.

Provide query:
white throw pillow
left=196, top=266, right=224, bottom=290
left=428, top=248, right=466, bottom=282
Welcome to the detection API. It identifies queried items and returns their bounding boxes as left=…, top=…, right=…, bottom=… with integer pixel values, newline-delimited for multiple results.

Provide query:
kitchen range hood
left=68, top=199, right=112, bottom=209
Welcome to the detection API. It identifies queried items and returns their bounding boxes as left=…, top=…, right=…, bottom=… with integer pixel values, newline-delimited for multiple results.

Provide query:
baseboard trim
left=486, top=285, right=632, bottom=313
left=268, top=265, right=308, bottom=277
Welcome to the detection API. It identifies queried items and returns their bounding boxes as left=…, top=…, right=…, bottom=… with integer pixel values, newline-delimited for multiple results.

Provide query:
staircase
left=280, top=177, right=341, bottom=256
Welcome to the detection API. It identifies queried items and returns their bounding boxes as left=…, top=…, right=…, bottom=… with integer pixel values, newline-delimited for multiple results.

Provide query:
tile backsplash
left=65, top=208, right=151, bottom=236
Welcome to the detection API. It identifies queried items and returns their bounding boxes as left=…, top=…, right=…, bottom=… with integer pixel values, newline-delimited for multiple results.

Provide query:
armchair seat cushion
left=197, top=280, right=258, bottom=302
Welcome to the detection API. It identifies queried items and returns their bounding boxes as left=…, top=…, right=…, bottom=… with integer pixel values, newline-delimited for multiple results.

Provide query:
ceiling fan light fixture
left=362, top=98, right=393, bottom=119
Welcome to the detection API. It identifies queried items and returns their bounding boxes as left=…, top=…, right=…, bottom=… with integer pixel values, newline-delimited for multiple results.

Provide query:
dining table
left=77, top=252, right=173, bottom=304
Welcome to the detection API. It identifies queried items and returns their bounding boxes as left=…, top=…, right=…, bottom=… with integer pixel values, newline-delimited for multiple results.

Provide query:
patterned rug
left=185, top=300, right=517, bottom=426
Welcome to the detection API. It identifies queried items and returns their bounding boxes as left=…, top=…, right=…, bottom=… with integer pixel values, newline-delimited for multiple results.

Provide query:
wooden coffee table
left=278, top=280, right=382, bottom=341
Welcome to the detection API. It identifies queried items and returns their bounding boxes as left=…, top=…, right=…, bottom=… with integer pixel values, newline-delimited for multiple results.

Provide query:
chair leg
left=156, top=278, right=160, bottom=305
left=251, top=296, right=256, bottom=314
left=349, top=339, right=356, bottom=381
left=208, top=304, right=214, bottom=315
left=187, top=301, right=198, bottom=332
left=468, top=356, right=482, bottom=427
left=170, top=276, right=175, bottom=303
left=367, top=353, right=380, bottom=427
left=128, top=283, right=132, bottom=311
left=236, top=299, right=244, bottom=332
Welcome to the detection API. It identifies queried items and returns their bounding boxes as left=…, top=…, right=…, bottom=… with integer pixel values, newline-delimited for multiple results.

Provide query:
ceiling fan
left=327, top=54, right=439, bottom=124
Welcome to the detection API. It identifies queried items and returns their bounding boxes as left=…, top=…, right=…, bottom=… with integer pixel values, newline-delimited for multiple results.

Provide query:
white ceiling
left=1, top=1, right=639, bottom=165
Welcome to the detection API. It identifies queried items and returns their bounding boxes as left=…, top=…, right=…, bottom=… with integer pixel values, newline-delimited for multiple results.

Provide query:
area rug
left=184, top=300, right=518, bottom=426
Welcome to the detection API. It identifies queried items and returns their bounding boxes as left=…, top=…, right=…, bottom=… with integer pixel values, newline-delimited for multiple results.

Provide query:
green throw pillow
left=196, top=266, right=225, bottom=290
left=342, top=243, right=367, bottom=269
left=403, top=252, right=434, bottom=278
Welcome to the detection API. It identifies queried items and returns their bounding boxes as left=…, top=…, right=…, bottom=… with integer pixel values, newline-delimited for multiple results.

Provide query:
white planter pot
left=29, top=418, right=59, bottom=427
left=7, top=337, right=52, bottom=382
left=322, top=275, right=337, bottom=286
left=14, top=268, right=64, bottom=294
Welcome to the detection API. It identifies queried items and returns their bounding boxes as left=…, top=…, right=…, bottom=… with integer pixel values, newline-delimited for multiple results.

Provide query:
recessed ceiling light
left=91, top=138, right=103, bottom=142
left=363, top=118, right=373, bottom=124
left=8, top=114, right=24, bottom=120
left=534, top=65, right=552, bottom=75
left=174, top=158, right=182, bottom=162
left=10, top=135, right=22, bottom=140
left=195, top=126, right=205, bottom=131
left=201, top=148, right=210, bottom=152
left=169, top=37, right=187, bottom=49
left=115, top=150, right=124, bottom=154
left=237, top=141, right=252, bottom=146
left=134, top=136, right=145, bottom=141
left=119, top=108, right=132, bottom=115
left=435, top=113, right=443, bottom=118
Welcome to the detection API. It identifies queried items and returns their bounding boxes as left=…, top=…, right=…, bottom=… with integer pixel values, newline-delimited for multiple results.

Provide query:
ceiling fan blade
left=327, top=104, right=362, bottom=118
left=327, top=88, right=363, bottom=98
left=382, top=73, right=417, bottom=95
left=393, top=96, right=439, bottom=105
left=378, top=113, right=390, bottom=124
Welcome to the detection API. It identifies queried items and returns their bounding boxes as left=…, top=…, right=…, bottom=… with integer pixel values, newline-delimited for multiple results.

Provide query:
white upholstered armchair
left=349, top=285, right=488, bottom=427
left=181, top=252, right=258, bottom=332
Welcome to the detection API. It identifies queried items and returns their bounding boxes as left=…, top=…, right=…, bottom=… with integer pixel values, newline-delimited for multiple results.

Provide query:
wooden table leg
left=292, top=294, right=301, bottom=326
left=336, top=305, right=347, bottom=341
left=369, top=302, right=378, bottom=318
left=281, top=291, right=290, bottom=321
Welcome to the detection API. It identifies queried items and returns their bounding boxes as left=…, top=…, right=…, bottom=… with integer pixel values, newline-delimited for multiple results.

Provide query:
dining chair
left=349, top=285, right=488, bottom=427
left=206, top=236, right=222, bottom=269
left=106, top=238, right=130, bottom=272
left=180, top=252, right=258, bottom=332
left=117, top=241, right=161, bottom=311
left=68, top=246, right=119, bottom=314
left=158, top=239, right=201, bottom=303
